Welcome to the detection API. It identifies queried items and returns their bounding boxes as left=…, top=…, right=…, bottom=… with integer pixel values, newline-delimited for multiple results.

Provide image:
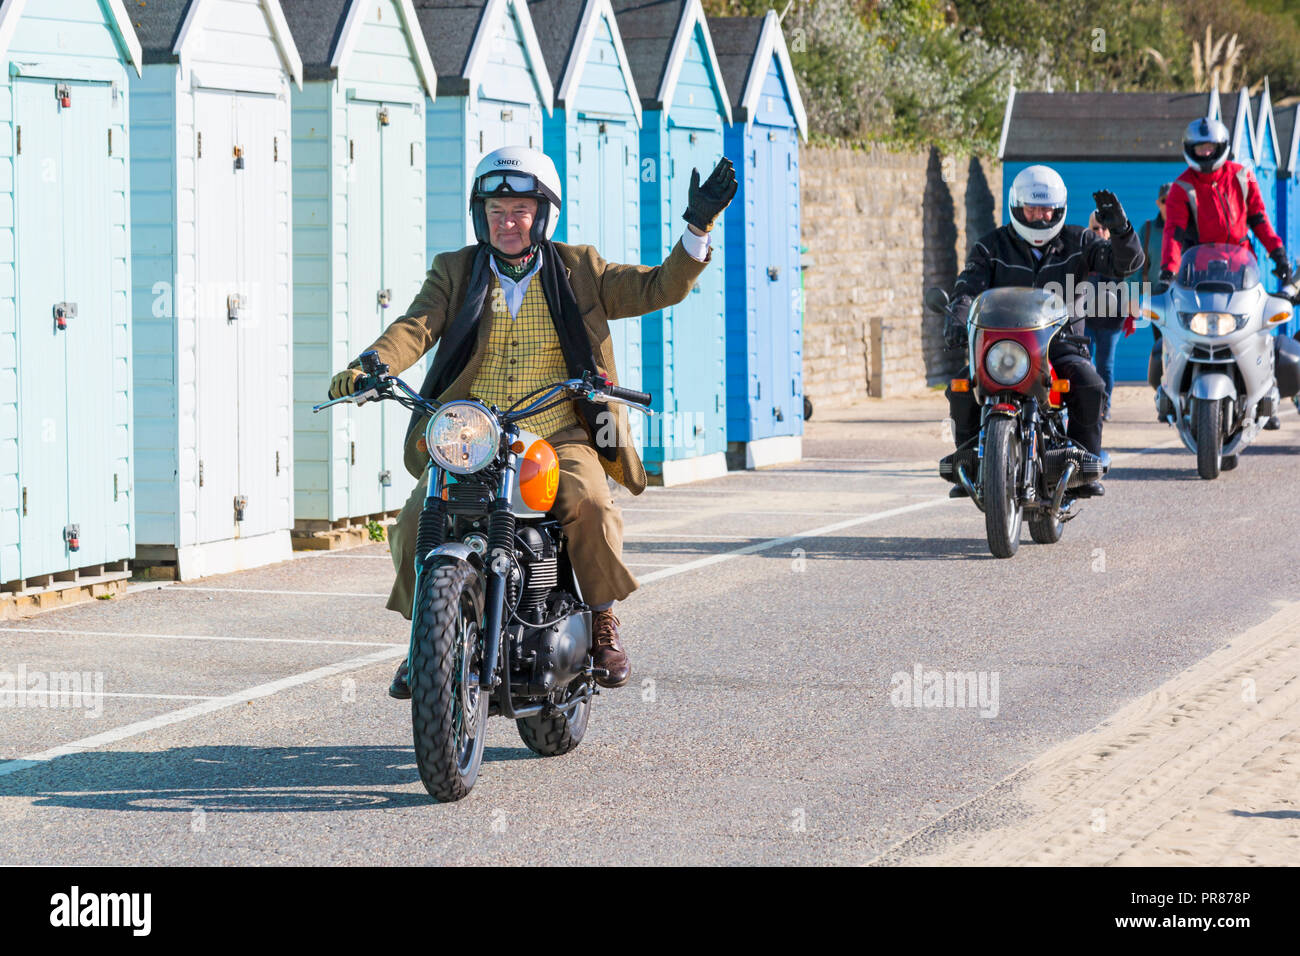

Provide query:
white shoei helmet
left=1008, top=165, right=1068, bottom=247
left=469, top=146, right=562, bottom=247
left=1182, top=117, right=1231, bottom=174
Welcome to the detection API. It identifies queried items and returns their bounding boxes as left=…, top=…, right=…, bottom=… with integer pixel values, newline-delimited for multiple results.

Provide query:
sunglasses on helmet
left=476, top=171, right=539, bottom=195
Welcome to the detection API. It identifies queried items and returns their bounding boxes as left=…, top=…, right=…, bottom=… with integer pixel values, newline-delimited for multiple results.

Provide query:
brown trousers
left=385, top=424, right=639, bottom=619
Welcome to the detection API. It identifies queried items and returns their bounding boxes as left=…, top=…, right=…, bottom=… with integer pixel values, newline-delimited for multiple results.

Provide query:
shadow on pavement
left=0, top=744, right=536, bottom=812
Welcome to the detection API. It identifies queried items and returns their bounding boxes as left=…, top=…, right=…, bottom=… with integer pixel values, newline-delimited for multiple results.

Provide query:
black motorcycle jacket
left=948, top=223, right=1146, bottom=345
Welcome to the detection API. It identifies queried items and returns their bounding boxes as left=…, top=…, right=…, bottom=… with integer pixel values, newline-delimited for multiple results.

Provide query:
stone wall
left=801, top=145, right=1001, bottom=404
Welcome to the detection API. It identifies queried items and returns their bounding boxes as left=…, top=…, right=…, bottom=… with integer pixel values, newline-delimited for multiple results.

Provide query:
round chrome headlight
left=1181, top=311, right=1244, bottom=336
left=984, top=340, right=1031, bottom=386
left=425, top=401, right=501, bottom=474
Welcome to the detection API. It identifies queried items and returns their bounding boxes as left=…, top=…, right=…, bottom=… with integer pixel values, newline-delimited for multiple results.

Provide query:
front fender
left=422, top=541, right=485, bottom=573
left=1190, top=371, right=1236, bottom=402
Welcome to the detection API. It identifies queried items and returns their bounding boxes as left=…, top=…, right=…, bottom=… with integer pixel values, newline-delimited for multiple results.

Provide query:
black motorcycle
left=929, top=286, right=1107, bottom=558
left=314, top=351, right=652, bottom=800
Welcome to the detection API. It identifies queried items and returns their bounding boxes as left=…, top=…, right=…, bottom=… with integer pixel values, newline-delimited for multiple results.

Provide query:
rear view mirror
left=924, top=287, right=950, bottom=314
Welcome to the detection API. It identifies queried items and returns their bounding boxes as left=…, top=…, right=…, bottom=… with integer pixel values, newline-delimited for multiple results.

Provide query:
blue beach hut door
left=15, top=77, right=115, bottom=575
left=761, top=127, right=797, bottom=436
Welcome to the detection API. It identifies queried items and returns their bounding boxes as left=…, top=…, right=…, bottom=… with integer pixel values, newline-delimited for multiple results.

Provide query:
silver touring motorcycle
left=1149, top=243, right=1300, bottom=479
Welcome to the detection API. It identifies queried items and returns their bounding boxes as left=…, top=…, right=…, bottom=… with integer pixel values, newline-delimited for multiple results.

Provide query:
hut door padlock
left=234, top=495, right=248, bottom=523
left=64, top=524, right=80, bottom=552
left=56, top=84, right=71, bottom=108
left=227, top=294, right=243, bottom=323
left=773, top=406, right=785, bottom=422
left=379, top=470, right=392, bottom=487
left=53, top=302, right=77, bottom=331
left=767, top=266, right=780, bottom=281
left=233, top=145, right=244, bottom=170
left=377, top=107, right=390, bottom=126
left=377, top=289, right=392, bottom=308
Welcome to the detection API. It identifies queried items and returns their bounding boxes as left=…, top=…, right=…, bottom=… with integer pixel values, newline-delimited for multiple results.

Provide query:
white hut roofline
left=0, top=0, right=143, bottom=75
left=1255, top=77, right=1281, bottom=168
left=556, top=0, right=642, bottom=128
left=463, top=0, right=554, bottom=115
left=330, top=0, right=436, bottom=101
left=174, top=0, right=304, bottom=89
left=737, top=9, right=806, bottom=141
left=658, top=0, right=731, bottom=124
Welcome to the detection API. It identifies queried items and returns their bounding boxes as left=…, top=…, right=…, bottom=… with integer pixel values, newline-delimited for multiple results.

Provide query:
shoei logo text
left=49, top=887, right=151, bottom=937
left=495, top=158, right=521, bottom=166
left=890, top=664, right=1000, bottom=718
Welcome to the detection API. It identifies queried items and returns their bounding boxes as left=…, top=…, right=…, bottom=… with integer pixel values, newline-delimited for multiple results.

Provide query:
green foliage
left=366, top=519, right=386, bottom=542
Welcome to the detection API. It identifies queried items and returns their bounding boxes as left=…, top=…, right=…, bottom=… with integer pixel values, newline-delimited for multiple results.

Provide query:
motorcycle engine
left=512, top=526, right=591, bottom=697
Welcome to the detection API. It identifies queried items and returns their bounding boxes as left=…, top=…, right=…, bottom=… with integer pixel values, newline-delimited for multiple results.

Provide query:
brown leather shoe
left=591, top=609, right=630, bottom=688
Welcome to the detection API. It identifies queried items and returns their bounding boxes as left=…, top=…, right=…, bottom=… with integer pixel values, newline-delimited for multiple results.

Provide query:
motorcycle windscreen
left=969, top=287, right=1070, bottom=331
left=1176, top=243, right=1262, bottom=292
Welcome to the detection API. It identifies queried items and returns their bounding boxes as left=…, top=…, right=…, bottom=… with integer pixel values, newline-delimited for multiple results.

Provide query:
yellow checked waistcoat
left=471, top=273, right=581, bottom=438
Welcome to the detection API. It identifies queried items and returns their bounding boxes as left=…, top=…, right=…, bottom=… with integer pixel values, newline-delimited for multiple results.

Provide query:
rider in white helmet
left=328, top=145, right=737, bottom=697
left=940, top=164, right=1145, bottom=498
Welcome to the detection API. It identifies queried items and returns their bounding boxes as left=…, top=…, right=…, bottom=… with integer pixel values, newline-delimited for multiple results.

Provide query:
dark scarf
left=493, top=246, right=538, bottom=280
left=408, top=240, right=615, bottom=461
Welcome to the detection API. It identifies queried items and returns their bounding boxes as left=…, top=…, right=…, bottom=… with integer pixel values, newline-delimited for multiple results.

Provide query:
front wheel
left=1195, top=397, right=1224, bottom=480
left=983, top=416, right=1023, bottom=558
left=410, top=561, right=489, bottom=802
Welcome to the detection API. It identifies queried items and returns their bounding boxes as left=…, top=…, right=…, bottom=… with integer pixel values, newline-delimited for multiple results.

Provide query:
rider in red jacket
left=1156, top=117, right=1293, bottom=429
left=1161, top=118, right=1290, bottom=281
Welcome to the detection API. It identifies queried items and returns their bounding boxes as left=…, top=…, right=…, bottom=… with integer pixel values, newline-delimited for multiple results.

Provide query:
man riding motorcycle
left=942, top=165, right=1146, bottom=498
left=328, top=146, right=736, bottom=696
left=1155, top=117, right=1294, bottom=429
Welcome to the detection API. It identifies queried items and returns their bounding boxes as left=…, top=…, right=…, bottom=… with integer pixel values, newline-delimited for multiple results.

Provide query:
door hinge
left=114, top=473, right=119, bottom=502
left=197, top=131, right=202, bottom=158
left=199, top=460, right=204, bottom=487
left=577, top=142, right=581, bottom=162
left=273, top=136, right=278, bottom=161
left=410, top=142, right=415, bottom=166
left=53, top=302, right=77, bottom=331
left=234, top=495, right=248, bottom=523
left=21, top=487, right=27, bottom=516
left=529, top=134, right=533, bottom=148
left=377, top=289, right=392, bottom=308
left=64, top=524, right=80, bottom=552
left=233, top=144, right=244, bottom=170
left=56, top=83, right=71, bottom=109
left=350, top=441, right=356, bottom=465
left=15, top=126, right=20, bottom=155
left=108, top=128, right=113, bottom=156
left=379, top=470, right=392, bottom=487
left=227, top=293, right=243, bottom=322
left=378, top=106, right=390, bottom=126
left=349, top=139, right=354, bottom=163
left=275, top=451, right=280, bottom=476
left=756, top=380, right=761, bottom=400
left=478, top=130, right=484, bottom=152
left=715, top=394, right=719, bottom=413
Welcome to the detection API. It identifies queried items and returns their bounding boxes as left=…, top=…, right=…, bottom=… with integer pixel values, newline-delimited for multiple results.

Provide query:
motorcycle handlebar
left=605, top=384, right=652, bottom=407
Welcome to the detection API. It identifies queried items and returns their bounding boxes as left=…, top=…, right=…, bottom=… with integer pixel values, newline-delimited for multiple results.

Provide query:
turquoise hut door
left=15, top=79, right=70, bottom=576
left=195, top=90, right=241, bottom=543
left=14, top=78, right=115, bottom=576
left=380, top=102, right=425, bottom=511
left=667, top=126, right=724, bottom=457
left=346, top=99, right=385, bottom=518
left=763, top=128, right=796, bottom=436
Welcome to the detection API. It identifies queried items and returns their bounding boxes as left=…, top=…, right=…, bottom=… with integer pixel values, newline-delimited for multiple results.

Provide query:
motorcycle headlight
left=1179, top=312, right=1245, bottom=336
left=984, top=340, right=1031, bottom=386
left=425, top=401, right=501, bottom=474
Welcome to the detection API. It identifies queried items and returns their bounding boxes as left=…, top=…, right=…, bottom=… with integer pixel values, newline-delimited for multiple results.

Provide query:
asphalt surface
left=3, top=384, right=1299, bottom=865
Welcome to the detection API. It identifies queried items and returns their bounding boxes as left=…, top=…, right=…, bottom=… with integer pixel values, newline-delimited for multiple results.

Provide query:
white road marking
left=0, top=645, right=404, bottom=778
left=636, top=497, right=956, bottom=585
left=624, top=507, right=864, bottom=516
left=170, top=587, right=389, bottom=598
left=623, top=532, right=753, bottom=540
left=98, top=692, right=222, bottom=701
left=0, top=627, right=402, bottom=649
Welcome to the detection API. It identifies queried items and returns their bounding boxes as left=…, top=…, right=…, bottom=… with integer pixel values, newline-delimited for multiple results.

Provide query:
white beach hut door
left=195, top=90, right=240, bottom=543
left=346, top=99, right=384, bottom=518
left=233, top=92, right=281, bottom=538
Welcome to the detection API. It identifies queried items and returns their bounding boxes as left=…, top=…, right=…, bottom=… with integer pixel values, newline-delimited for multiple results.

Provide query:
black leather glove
left=1092, top=189, right=1130, bottom=235
left=1152, top=268, right=1174, bottom=295
left=683, top=158, right=738, bottom=232
left=1270, top=247, right=1293, bottom=286
left=943, top=298, right=971, bottom=350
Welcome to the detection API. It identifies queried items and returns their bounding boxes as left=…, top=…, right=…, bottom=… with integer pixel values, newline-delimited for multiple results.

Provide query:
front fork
left=479, top=431, right=522, bottom=688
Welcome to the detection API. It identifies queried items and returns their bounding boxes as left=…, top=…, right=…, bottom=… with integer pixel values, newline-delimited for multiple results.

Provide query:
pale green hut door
left=346, top=99, right=384, bottom=518
left=14, top=78, right=114, bottom=576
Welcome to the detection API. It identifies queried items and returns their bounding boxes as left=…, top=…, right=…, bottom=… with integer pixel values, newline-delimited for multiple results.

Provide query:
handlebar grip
left=607, top=384, right=652, bottom=406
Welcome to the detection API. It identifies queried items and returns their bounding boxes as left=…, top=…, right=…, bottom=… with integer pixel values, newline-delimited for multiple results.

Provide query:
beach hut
left=413, top=0, right=553, bottom=257
left=280, top=0, right=436, bottom=533
left=0, top=0, right=142, bottom=595
left=709, top=10, right=806, bottom=469
left=999, top=88, right=1259, bottom=383
left=614, top=0, right=730, bottom=484
left=1275, top=100, right=1300, bottom=335
left=128, top=0, right=303, bottom=579
left=530, top=0, right=644, bottom=447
